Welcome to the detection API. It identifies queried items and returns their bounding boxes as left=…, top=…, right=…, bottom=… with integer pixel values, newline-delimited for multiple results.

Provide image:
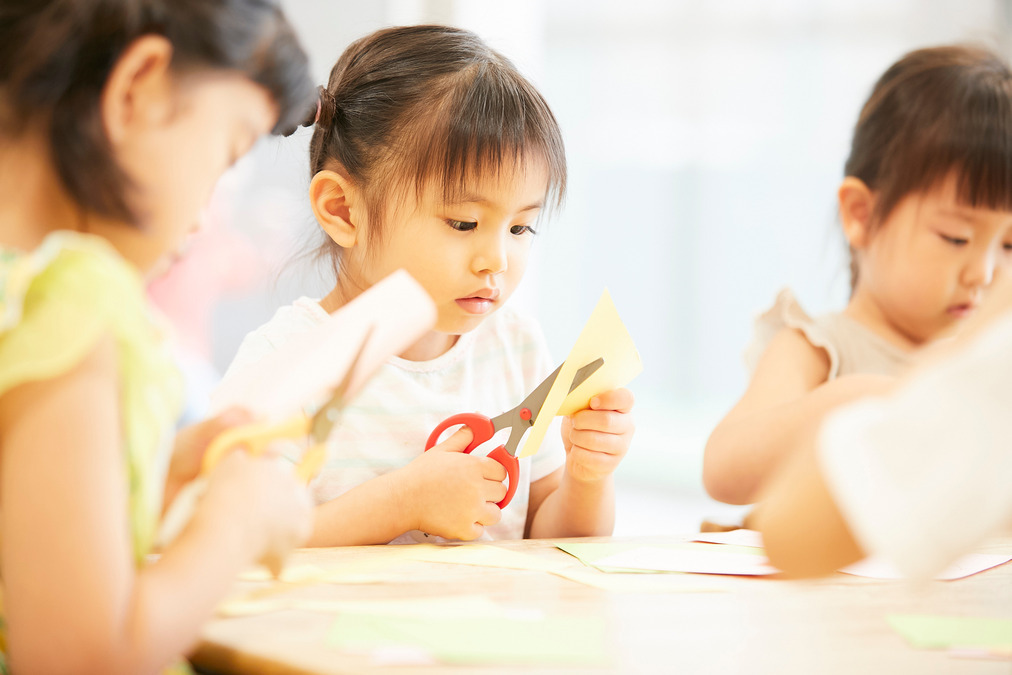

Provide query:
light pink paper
left=210, top=270, right=435, bottom=421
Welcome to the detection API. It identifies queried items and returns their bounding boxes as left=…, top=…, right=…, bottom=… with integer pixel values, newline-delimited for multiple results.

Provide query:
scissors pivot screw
left=519, top=408, right=532, bottom=421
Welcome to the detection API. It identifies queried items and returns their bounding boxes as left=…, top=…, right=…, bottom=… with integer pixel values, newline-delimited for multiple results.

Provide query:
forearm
left=704, top=374, right=893, bottom=505
left=8, top=508, right=258, bottom=675
left=527, top=473, right=615, bottom=539
left=305, top=472, right=413, bottom=546
left=123, top=509, right=256, bottom=672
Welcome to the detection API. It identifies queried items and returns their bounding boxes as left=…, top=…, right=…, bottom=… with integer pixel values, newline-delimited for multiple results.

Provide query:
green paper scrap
left=327, top=612, right=610, bottom=666
left=888, top=614, right=1012, bottom=652
left=556, top=541, right=766, bottom=574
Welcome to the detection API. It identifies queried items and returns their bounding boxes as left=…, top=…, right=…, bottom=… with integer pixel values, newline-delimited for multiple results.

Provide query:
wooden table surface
left=192, top=535, right=1012, bottom=675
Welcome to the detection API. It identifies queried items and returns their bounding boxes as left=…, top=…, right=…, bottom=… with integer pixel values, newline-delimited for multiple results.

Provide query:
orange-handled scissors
left=200, top=330, right=370, bottom=483
left=425, top=357, right=604, bottom=508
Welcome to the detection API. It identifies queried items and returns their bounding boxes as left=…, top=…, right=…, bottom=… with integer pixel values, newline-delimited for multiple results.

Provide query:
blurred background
left=151, top=0, right=1012, bottom=534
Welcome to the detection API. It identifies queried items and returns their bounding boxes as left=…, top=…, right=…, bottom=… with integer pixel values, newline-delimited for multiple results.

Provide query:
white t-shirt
left=818, top=311, right=1012, bottom=579
left=216, top=299, right=566, bottom=543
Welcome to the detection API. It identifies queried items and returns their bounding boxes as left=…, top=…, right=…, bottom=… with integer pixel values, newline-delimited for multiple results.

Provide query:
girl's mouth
left=947, top=303, right=976, bottom=318
left=456, top=297, right=495, bottom=315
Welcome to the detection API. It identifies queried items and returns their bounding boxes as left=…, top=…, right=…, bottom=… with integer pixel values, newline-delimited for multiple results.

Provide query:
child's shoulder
left=1, top=230, right=142, bottom=332
left=744, top=288, right=841, bottom=379
left=223, top=296, right=326, bottom=377
left=0, top=230, right=176, bottom=404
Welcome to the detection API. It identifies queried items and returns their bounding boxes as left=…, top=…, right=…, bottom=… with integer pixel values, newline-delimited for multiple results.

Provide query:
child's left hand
left=561, top=388, right=635, bottom=483
left=165, top=407, right=254, bottom=508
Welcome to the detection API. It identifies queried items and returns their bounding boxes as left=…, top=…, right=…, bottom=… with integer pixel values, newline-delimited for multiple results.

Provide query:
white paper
left=594, top=546, right=779, bottom=576
left=841, top=553, right=1012, bottom=581
left=691, top=529, right=765, bottom=548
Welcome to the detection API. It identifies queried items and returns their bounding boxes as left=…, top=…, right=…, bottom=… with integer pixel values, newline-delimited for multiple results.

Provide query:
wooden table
left=192, top=535, right=1012, bottom=674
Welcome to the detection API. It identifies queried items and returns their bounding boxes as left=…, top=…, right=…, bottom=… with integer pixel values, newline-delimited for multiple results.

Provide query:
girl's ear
left=310, top=170, right=362, bottom=248
left=838, top=177, right=876, bottom=250
left=102, top=35, right=175, bottom=145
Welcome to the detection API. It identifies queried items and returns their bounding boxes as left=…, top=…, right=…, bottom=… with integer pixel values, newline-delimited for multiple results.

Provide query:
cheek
left=507, top=240, right=532, bottom=276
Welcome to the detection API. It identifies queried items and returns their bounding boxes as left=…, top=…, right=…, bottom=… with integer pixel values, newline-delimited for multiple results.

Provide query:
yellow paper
left=518, top=289, right=642, bottom=458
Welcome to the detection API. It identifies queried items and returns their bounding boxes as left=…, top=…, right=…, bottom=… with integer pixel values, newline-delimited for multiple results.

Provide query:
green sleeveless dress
left=0, top=231, right=188, bottom=674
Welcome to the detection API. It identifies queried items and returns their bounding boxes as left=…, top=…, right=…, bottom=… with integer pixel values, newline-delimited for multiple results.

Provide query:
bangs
left=848, top=46, right=1012, bottom=221
left=385, top=62, right=566, bottom=216
left=949, top=94, right=1012, bottom=211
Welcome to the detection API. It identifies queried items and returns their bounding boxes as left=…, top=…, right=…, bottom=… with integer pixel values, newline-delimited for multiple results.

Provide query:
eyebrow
left=451, top=194, right=544, bottom=213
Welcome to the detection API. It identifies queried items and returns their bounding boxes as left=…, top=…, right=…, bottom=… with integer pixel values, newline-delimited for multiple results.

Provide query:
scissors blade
left=521, top=356, right=604, bottom=422
left=309, top=325, right=374, bottom=442
left=492, top=357, right=605, bottom=456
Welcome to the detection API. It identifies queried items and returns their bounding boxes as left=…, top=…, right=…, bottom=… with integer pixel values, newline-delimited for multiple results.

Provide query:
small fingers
left=569, top=408, right=634, bottom=435
left=477, top=501, right=502, bottom=527
left=478, top=456, right=508, bottom=481
left=461, top=522, right=485, bottom=541
left=589, top=388, right=635, bottom=414
left=433, top=426, right=475, bottom=453
left=567, top=445, right=622, bottom=476
left=483, top=474, right=508, bottom=503
left=567, top=428, right=629, bottom=456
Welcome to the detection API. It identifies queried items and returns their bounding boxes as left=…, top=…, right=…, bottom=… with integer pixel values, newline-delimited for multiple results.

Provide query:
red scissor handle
left=425, top=413, right=519, bottom=509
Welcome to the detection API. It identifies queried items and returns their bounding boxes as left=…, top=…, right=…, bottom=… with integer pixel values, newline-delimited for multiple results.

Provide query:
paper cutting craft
left=210, top=269, right=435, bottom=421
left=519, top=289, right=642, bottom=458
left=424, top=358, right=603, bottom=507
left=158, top=271, right=436, bottom=552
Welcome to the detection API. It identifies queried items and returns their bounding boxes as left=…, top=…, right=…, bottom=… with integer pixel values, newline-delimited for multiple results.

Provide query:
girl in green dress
left=0, top=1, right=317, bottom=672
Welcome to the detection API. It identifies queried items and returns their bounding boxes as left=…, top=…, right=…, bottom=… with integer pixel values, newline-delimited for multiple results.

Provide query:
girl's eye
left=1003, top=242, right=1012, bottom=252
left=940, top=234, right=969, bottom=246
left=446, top=219, right=477, bottom=232
left=510, top=224, right=537, bottom=236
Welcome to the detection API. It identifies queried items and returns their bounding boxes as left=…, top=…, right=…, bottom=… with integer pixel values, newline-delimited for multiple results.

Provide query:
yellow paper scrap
left=519, top=289, right=642, bottom=458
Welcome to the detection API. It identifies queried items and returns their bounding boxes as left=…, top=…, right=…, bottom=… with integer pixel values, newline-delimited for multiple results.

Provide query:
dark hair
left=0, top=0, right=314, bottom=225
left=304, top=25, right=566, bottom=271
left=844, top=44, right=1012, bottom=289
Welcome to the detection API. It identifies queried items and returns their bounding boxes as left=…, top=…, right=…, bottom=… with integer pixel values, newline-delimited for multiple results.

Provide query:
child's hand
left=562, top=388, right=635, bottom=484
left=198, top=449, right=314, bottom=575
left=398, top=427, right=508, bottom=540
left=167, top=407, right=254, bottom=495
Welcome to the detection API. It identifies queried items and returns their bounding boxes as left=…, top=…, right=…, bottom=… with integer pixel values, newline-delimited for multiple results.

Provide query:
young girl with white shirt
left=704, top=45, right=1012, bottom=507
left=219, top=25, right=636, bottom=546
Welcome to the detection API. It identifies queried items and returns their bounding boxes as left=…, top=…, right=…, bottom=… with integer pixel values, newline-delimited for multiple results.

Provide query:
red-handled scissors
left=424, top=357, right=604, bottom=509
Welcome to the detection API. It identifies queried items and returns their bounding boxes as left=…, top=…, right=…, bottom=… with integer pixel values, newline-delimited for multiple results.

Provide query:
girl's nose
left=963, top=247, right=997, bottom=288
left=472, top=233, right=508, bottom=276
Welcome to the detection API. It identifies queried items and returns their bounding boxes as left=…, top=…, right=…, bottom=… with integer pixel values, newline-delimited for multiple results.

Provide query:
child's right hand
left=399, top=427, right=508, bottom=540
left=198, top=449, right=313, bottom=574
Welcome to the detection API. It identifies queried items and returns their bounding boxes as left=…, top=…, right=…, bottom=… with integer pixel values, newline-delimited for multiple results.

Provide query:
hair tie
left=314, top=85, right=337, bottom=129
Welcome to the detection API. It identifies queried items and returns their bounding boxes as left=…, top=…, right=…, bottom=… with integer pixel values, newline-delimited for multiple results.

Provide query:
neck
left=0, top=130, right=83, bottom=249
left=320, top=274, right=457, bottom=362
left=843, top=286, right=921, bottom=351
left=0, top=129, right=155, bottom=274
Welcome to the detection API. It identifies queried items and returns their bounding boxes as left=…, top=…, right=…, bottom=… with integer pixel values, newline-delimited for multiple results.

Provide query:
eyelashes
left=939, top=233, right=968, bottom=246
left=444, top=219, right=537, bottom=236
left=445, top=219, right=478, bottom=232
